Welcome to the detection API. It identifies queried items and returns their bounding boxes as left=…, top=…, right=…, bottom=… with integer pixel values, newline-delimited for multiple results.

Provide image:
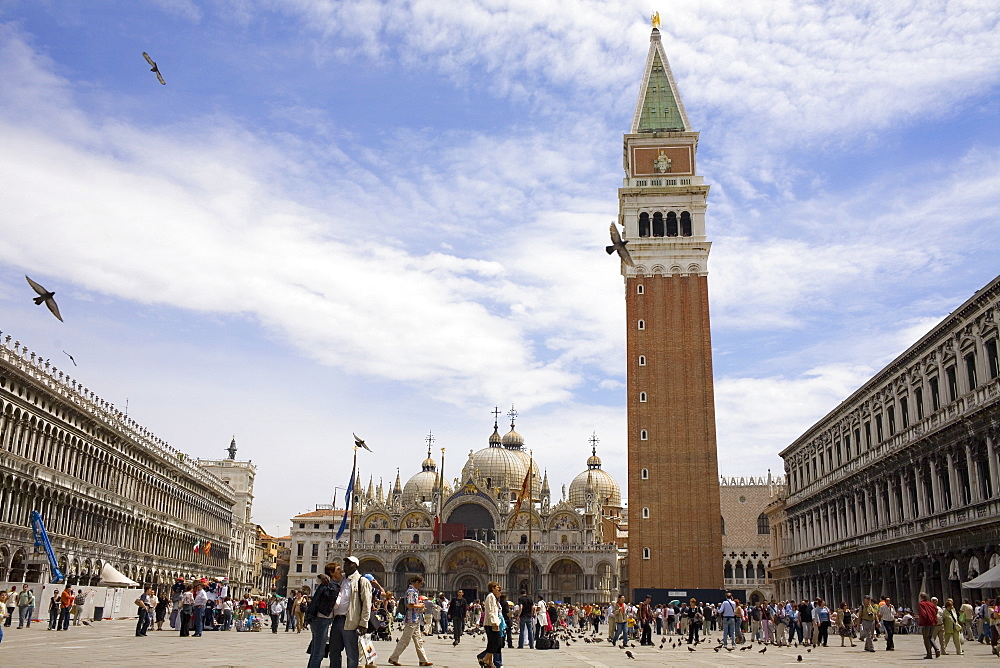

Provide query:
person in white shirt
left=267, top=594, right=285, bottom=634
left=192, top=584, right=208, bottom=637
left=879, top=597, right=897, bottom=651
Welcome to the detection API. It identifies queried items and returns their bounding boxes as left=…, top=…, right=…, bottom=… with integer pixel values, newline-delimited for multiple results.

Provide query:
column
left=986, top=434, right=999, bottom=499
left=929, top=458, right=942, bottom=512
left=946, top=451, right=960, bottom=507
left=873, top=483, right=884, bottom=528
left=900, top=471, right=912, bottom=521
left=886, top=478, right=897, bottom=524
left=966, top=443, right=982, bottom=502
left=915, top=464, right=927, bottom=517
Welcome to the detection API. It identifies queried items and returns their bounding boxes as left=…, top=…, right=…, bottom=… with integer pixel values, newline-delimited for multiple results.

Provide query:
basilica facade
left=324, top=418, right=623, bottom=604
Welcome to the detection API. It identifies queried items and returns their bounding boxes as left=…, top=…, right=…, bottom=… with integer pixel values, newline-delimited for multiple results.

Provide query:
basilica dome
left=402, top=450, right=440, bottom=505
left=568, top=448, right=622, bottom=509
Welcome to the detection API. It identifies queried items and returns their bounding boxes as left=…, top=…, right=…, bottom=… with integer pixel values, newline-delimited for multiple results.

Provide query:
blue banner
left=335, top=463, right=355, bottom=540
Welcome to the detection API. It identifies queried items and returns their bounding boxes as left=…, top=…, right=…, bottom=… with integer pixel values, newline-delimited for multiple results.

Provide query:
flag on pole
left=335, top=461, right=356, bottom=540
left=193, top=539, right=201, bottom=554
left=204, top=541, right=212, bottom=555
left=511, top=466, right=532, bottom=518
left=433, top=515, right=440, bottom=544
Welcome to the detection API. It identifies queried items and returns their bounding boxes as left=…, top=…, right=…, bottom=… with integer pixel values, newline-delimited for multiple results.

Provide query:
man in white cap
left=330, top=556, right=374, bottom=668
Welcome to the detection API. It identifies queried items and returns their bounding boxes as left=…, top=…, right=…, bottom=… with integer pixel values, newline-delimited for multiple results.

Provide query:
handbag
left=306, top=638, right=330, bottom=657
left=359, top=634, right=378, bottom=667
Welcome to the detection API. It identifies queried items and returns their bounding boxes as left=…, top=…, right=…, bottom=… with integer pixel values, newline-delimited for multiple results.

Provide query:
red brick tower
left=619, top=26, right=723, bottom=595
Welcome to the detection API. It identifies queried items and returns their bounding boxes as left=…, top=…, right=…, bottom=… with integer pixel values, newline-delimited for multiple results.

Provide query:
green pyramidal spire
left=631, top=28, right=690, bottom=133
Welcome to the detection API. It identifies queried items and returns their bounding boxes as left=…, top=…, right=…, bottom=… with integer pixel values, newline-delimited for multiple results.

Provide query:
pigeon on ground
left=606, top=222, right=635, bottom=267
left=740, top=645, right=750, bottom=651
left=625, top=650, right=635, bottom=659
left=25, top=276, right=63, bottom=321
left=713, top=647, right=719, bottom=652
left=142, top=52, right=166, bottom=84
left=687, top=645, right=695, bottom=652
left=62, top=350, right=77, bottom=366
left=353, top=433, right=372, bottom=451
left=797, top=656, right=803, bottom=662
left=759, top=646, right=767, bottom=654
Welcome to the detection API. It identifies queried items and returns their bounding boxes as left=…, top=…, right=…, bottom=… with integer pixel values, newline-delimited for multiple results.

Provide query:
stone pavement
left=1, top=621, right=998, bottom=667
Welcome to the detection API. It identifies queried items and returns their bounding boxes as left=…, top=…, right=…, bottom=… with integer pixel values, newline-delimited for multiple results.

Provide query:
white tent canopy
left=98, top=563, right=138, bottom=587
left=962, top=563, right=1000, bottom=589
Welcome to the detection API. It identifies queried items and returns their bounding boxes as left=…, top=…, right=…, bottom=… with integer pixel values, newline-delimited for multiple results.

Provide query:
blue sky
left=1, top=0, right=998, bottom=536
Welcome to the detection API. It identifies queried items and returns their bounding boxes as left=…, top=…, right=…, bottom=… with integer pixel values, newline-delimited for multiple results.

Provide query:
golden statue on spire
left=651, top=11, right=661, bottom=29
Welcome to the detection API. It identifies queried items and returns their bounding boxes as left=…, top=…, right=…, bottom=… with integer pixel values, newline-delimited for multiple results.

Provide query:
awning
left=98, top=563, right=138, bottom=587
left=962, top=563, right=1000, bottom=589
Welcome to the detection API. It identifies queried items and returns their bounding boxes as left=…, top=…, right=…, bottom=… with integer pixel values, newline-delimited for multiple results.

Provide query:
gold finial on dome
left=651, top=11, right=661, bottom=29
left=422, top=431, right=437, bottom=470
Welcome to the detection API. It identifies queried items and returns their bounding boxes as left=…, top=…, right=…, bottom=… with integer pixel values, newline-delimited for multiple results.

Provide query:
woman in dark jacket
left=306, top=563, right=342, bottom=668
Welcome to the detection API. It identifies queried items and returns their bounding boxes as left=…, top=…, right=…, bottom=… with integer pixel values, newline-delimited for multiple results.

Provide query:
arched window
left=642, top=547, right=650, bottom=560
left=640, top=430, right=648, bottom=440
left=735, top=561, right=744, bottom=579
left=724, top=562, right=733, bottom=579
left=757, top=562, right=766, bottom=580
left=520, top=534, right=527, bottom=544
left=666, top=211, right=678, bottom=236
left=652, top=212, right=664, bottom=237
left=638, top=355, right=646, bottom=366
left=638, top=212, right=650, bottom=237
left=680, top=211, right=692, bottom=236
left=637, top=284, right=644, bottom=294
left=639, top=392, right=647, bottom=402
left=641, top=468, right=649, bottom=479
left=637, top=320, right=645, bottom=330
left=374, top=533, right=381, bottom=544
left=757, top=513, right=770, bottom=534
left=641, top=507, right=649, bottom=518
left=560, top=535, right=568, bottom=544
left=412, top=533, right=419, bottom=544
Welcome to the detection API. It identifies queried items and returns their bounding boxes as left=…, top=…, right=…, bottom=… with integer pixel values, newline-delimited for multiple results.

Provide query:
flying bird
left=25, top=276, right=63, bottom=321
left=62, top=350, right=77, bottom=366
left=142, top=52, right=166, bottom=85
left=606, top=222, right=635, bottom=267
left=353, top=433, right=372, bottom=452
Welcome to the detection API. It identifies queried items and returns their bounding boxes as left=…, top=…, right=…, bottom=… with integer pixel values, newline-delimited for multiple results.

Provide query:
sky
left=0, top=0, right=998, bottom=537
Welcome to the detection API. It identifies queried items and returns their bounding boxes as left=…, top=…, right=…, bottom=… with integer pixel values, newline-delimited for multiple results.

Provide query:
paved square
left=1, top=621, right=997, bottom=667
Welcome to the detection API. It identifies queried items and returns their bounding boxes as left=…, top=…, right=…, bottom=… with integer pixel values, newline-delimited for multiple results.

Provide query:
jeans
left=193, top=606, right=204, bottom=635
left=307, top=616, right=333, bottom=668
left=329, top=615, right=361, bottom=668
left=818, top=620, right=830, bottom=646
left=180, top=610, right=191, bottom=636
left=18, top=606, right=33, bottom=628
left=285, top=612, right=295, bottom=631
left=882, top=619, right=894, bottom=649
left=517, top=616, right=533, bottom=648
left=3, top=607, right=12, bottom=627
left=223, top=610, right=233, bottom=631
left=611, top=621, right=628, bottom=645
left=269, top=613, right=280, bottom=633
left=441, top=613, right=448, bottom=634
left=687, top=621, right=701, bottom=644
left=48, top=608, right=59, bottom=629
left=136, top=608, right=150, bottom=636
left=722, top=617, right=736, bottom=647
left=453, top=616, right=465, bottom=644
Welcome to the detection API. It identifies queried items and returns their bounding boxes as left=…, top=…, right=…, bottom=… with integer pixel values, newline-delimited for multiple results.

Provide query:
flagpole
left=348, top=445, right=358, bottom=558
left=527, top=449, right=533, bottom=599
left=437, top=446, right=445, bottom=594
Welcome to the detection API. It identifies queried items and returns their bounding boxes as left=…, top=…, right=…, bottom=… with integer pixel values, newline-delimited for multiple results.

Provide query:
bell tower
left=619, top=24, right=723, bottom=594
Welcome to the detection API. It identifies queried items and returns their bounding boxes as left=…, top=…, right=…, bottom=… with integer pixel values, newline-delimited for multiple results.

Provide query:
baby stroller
left=371, top=608, right=392, bottom=641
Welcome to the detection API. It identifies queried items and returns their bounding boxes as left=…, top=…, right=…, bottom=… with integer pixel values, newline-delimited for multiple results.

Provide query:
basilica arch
left=393, top=555, right=426, bottom=591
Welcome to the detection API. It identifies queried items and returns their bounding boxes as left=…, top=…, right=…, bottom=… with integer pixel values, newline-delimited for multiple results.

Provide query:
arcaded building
left=620, top=25, right=723, bottom=593
left=767, top=275, right=1000, bottom=608
left=0, top=332, right=235, bottom=588
left=720, top=475, right=783, bottom=604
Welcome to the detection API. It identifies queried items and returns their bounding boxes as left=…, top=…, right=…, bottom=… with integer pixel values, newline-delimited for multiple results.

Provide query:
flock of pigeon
left=413, top=626, right=817, bottom=663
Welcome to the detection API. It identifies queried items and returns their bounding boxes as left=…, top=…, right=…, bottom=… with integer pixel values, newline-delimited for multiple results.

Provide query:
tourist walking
left=178, top=584, right=194, bottom=636
left=942, top=598, right=964, bottom=655
left=16, top=584, right=35, bottom=629
left=859, top=595, right=878, bottom=652
left=919, top=592, right=941, bottom=659
left=4, top=587, right=14, bottom=628
left=609, top=595, right=628, bottom=647
left=686, top=598, right=703, bottom=645
left=837, top=602, right=856, bottom=647
left=192, top=582, right=208, bottom=636
left=879, top=596, right=896, bottom=650
left=59, top=585, right=73, bottom=630
left=387, top=574, right=432, bottom=667
left=719, top=592, right=737, bottom=648
left=815, top=598, right=831, bottom=646
left=476, top=581, right=502, bottom=668
left=135, top=587, right=154, bottom=636
left=450, top=589, right=469, bottom=646
left=47, top=591, right=60, bottom=630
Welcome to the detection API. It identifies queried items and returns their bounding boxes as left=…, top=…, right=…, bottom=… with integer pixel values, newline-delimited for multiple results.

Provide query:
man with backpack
left=719, top=592, right=737, bottom=649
